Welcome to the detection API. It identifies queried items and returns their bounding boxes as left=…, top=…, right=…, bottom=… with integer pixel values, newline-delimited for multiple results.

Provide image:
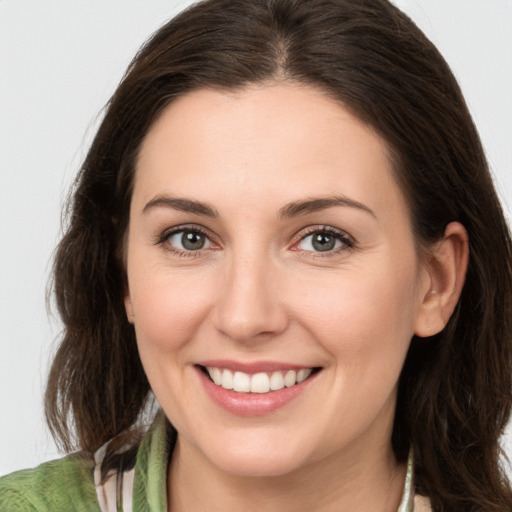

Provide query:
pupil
left=182, top=231, right=205, bottom=250
left=313, top=233, right=335, bottom=252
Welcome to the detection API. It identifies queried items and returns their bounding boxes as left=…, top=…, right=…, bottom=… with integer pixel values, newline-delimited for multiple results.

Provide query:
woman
left=1, top=0, right=511, bottom=510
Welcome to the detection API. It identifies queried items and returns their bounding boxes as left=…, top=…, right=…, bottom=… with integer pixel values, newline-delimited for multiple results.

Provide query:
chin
left=210, top=451, right=307, bottom=478
left=195, top=431, right=313, bottom=478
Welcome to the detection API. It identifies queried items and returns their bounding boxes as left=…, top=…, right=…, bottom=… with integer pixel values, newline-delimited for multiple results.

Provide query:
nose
left=213, top=253, right=289, bottom=344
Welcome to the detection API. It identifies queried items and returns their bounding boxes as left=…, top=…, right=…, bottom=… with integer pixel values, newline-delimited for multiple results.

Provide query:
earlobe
left=414, top=222, right=469, bottom=337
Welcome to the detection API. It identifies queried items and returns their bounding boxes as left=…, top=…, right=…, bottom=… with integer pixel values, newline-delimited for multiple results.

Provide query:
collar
left=398, top=450, right=415, bottom=512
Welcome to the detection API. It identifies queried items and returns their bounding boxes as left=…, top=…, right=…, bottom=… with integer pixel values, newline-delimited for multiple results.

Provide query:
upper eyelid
left=293, top=225, right=354, bottom=242
left=160, top=223, right=212, bottom=238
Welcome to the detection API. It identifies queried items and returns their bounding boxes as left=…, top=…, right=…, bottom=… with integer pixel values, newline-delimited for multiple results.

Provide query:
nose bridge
left=214, top=245, right=287, bottom=342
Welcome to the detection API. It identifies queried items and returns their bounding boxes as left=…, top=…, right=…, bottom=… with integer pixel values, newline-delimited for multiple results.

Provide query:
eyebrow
left=278, top=196, right=376, bottom=219
left=143, top=196, right=219, bottom=217
left=142, top=194, right=375, bottom=219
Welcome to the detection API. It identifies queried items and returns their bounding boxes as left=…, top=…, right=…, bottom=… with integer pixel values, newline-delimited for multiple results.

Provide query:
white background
left=1, top=0, right=511, bottom=476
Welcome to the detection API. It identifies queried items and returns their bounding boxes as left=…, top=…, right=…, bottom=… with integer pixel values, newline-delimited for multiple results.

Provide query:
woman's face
left=124, top=83, right=431, bottom=477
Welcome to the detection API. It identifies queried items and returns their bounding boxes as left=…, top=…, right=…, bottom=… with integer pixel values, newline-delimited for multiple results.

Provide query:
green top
left=0, top=451, right=99, bottom=511
left=0, top=412, right=427, bottom=511
left=0, top=413, right=171, bottom=511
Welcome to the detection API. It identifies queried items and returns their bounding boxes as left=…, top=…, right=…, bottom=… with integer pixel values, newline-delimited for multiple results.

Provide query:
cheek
left=294, top=262, right=420, bottom=371
left=127, top=267, right=219, bottom=426
left=127, top=266, right=216, bottom=356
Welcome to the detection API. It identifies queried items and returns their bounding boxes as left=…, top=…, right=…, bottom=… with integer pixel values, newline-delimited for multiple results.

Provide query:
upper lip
left=196, top=359, right=318, bottom=373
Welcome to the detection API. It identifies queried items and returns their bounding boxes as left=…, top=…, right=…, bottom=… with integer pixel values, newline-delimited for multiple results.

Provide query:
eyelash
left=156, top=224, right=355, bottom=258
left=293, top=226, right=355, bottom=257
left=156, top=224, right=214, bottom=258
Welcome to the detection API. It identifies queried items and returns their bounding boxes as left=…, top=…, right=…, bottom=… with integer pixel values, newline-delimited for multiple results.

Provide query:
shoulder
left=0, top=453, right=100, bottom=511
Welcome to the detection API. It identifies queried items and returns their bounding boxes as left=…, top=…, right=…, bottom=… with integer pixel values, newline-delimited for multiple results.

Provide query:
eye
left=165, top=228, right=213, bottom=252
left=297, top=228, right=353, bottom=253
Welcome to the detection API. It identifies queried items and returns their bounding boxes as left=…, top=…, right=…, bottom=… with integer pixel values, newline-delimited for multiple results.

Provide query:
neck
left=167, top=438, right=407, bottom=512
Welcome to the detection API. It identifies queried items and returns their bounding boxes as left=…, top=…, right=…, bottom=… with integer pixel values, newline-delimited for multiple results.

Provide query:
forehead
left=134, top=83, right=409, bottom=226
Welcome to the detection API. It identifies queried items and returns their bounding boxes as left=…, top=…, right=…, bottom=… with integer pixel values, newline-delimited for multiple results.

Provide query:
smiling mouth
left=199, top=366, right=321, bottom=394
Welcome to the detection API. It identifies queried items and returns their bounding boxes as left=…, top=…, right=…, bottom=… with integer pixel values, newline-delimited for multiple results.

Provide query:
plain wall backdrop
left=1, top=0, right=511, bottom=476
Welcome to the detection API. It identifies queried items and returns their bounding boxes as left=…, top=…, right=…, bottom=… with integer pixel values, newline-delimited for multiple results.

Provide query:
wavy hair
left=45, top=0, right=512, bottom=509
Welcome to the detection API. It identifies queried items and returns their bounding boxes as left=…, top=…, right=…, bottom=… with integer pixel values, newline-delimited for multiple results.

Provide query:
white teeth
left=269, top=371, right=285, bottom=391
left=206, top=366, right=314, bottom=394
left=233, top=371, right=251, bottom=392
left=211, top=367, right=222, bottom=385
left=250, top=373, right=270, bottom=393
left=297, top=368, right=312, bottom=383
left=221, top=369, right=233, bottom=389
left=284, top=370, right=297, bottom=387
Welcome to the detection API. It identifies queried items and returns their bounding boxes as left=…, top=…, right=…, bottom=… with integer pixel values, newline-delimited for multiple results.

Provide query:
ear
left=414, top=222, right=469, bottom=337
left=121, top=238, right=135, bottom=324
left=124, top=286, right=135, bottom=324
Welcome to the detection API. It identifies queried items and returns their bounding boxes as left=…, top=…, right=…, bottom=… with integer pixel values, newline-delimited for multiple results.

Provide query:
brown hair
left=46, top=0, right=512, bottom=509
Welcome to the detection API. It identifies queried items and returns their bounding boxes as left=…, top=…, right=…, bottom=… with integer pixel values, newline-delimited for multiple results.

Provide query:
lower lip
left=196, top=367, right=319, bottom=416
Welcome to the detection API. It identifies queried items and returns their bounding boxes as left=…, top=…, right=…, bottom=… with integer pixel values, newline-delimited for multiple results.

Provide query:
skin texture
left=124, top=83, right=468, bottom=511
